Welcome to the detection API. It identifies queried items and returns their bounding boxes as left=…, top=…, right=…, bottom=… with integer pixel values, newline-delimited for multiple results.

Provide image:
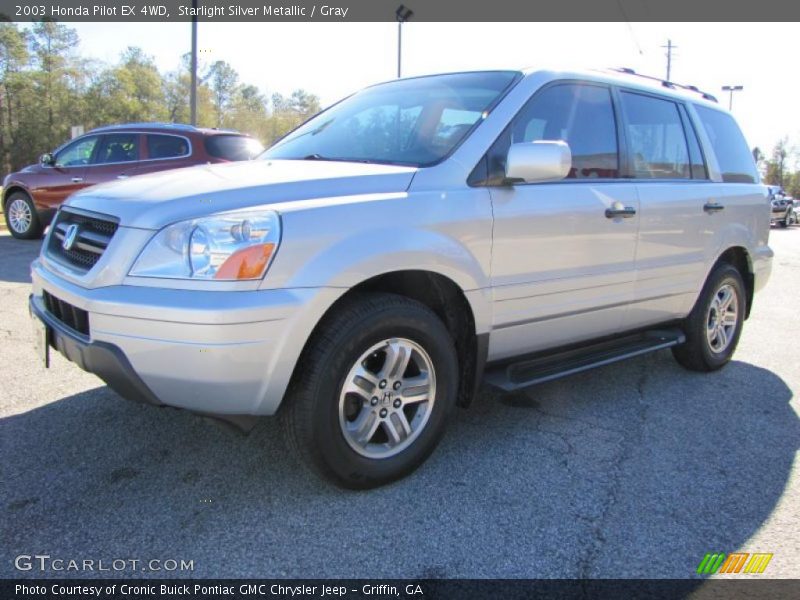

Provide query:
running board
left=484, top=329, right=685, bottom=392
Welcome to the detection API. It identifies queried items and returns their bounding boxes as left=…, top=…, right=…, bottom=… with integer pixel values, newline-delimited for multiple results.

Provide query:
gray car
left=29, top=68, right=772, bottom=488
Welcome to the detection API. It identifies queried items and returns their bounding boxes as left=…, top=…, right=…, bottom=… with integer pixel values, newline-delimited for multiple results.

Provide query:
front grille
left=47, top=209, right=119, bottom=272
left=42, top=291, right=90, bottom=336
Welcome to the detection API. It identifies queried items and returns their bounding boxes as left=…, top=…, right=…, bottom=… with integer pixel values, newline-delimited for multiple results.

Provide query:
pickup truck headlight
left=129, top=210, right=280, bottom=280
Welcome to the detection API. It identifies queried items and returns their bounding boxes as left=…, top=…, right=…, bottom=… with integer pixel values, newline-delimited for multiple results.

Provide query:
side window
left=694, top=106, right=758, bottom=184
left=511, top=83, right=620, bottom=179
left=679, top=105, right=708, bottom=179
left=54, top=136, right=99, bottom=167
left=147, top=135, right=190, bottom=160
left=619, top=92, right=691, bottom=179
left=95, top=134, right=139, bottom=164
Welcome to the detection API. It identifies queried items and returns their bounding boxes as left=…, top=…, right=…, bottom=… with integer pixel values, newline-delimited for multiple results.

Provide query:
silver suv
left=30, top=68, right=772, bottom=488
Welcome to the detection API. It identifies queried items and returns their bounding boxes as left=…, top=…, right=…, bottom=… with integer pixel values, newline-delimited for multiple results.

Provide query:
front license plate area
left=33, top=316, right=50, bottom=368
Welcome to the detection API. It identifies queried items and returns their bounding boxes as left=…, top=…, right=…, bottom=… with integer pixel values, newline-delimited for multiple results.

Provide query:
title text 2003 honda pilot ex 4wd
left=30, top=69, right=772, bottom=488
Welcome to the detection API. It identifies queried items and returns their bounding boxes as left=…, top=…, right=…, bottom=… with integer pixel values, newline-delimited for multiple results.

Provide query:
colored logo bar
left=697, top=552, right=773, bottom=575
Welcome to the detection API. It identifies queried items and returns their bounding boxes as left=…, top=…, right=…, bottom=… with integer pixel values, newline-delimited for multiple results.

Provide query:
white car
left=30, top=68, right=772, bottom=487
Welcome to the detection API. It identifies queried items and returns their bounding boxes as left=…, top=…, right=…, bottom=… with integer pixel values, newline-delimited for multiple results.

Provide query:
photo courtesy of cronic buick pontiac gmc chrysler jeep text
left=29, top=68, right=772, bottom=488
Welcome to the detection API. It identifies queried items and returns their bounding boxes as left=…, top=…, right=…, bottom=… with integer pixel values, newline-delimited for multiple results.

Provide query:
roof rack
left=611, top=68, right=718, bottom=103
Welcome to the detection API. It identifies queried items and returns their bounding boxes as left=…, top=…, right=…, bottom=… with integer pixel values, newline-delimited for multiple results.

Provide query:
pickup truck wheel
left=281, top=293, right=458, bottom=489
left=4, top=192, right=42, bottom=240
left=672, top=263, right=745, bottom=372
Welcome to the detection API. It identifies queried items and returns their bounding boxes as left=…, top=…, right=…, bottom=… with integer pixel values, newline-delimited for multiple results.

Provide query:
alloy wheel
left=706, top=283, right=738, bottom=354
left=338, top=338, right=436, bottom=459
left=7, top=198, right=32, bottom=234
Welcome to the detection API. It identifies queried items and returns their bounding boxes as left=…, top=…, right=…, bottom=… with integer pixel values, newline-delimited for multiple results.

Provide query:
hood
left=65, top=159, right=417, bottom=229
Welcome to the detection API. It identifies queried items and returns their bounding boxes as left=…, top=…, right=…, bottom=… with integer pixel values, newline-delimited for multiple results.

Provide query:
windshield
left=262, top=71, right=520, bottom=167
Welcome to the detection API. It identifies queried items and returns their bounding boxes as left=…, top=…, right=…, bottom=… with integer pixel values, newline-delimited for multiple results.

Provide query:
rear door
left=126, top=133, right=195, bottom=176
left=487, top=82, right=640, bottom=360
left=81, top=132, right=142, bottom=187
left=615, top=90, right=714, bottom=329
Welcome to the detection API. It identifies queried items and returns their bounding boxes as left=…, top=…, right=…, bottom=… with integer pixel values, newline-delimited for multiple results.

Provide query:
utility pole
left=661, top=39, right=677, bottom=81
left=395, top=5, right=413, bottom=78
left=722, top=85, right=744, bottom=110
left=190, top=0, right=198, bottom=126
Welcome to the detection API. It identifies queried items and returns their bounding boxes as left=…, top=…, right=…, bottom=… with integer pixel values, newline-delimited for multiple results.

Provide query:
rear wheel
left=281, top=293, right=459, bottom=489
left=672, top=263, right=745, bottom=372
left=4, top=192, right=42, bottom=239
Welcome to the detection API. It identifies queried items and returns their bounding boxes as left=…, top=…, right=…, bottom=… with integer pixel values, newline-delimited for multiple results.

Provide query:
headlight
left=129, top=210, right=280, bottom=280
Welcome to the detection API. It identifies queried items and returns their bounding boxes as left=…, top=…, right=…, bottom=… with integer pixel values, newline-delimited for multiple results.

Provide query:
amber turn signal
left=214, top=243, right=275, bottom=280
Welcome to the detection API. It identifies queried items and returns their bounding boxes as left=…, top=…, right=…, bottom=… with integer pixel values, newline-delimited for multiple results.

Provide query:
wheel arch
left=715, top=246, right=754, bottom=319
left=2, top=184, right=30, bottom=211
left=288, top=270, right=488, bottom=409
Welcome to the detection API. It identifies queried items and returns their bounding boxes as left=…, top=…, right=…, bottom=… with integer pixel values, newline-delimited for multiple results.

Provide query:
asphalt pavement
left=1, top=228, right=798, bottom=579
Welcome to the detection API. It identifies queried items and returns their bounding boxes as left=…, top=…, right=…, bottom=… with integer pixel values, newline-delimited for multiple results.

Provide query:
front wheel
left=672, top=263, right=745, bottom=372
left=281, top=293, right=459, bottom=489
left=4, top=192, right=42, bottom=239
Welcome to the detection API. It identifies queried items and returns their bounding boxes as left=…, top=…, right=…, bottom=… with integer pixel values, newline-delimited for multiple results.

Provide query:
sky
left=64, top=21, right=798, bottom=160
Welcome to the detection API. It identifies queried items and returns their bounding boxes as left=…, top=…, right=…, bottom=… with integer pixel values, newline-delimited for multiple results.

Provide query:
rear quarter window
left=694, top=106, right=758, bottom=183
left=204, top=135, right=265, bottom=161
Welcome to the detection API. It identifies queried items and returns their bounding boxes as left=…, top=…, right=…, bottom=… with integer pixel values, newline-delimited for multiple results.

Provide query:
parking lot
left=1, top=227, right=798, bottom=579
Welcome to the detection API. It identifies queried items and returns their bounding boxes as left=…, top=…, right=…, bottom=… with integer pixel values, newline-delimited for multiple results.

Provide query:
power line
left=615, top=0, right=644, bottom=56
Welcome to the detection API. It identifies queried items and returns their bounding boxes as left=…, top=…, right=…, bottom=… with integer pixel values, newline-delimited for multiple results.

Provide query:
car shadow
left=0, top=233, right=42, bottom=284
left=1, top=352, right=797, bottom=580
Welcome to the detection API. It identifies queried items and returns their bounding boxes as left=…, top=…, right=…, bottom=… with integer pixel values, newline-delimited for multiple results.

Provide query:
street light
left=396, top=5, right=413, bottom=78
left=722, top=85, right=743, bottom=111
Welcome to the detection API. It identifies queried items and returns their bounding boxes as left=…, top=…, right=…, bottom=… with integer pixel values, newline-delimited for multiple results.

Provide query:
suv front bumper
left=31, top=259, right=343, bottom=416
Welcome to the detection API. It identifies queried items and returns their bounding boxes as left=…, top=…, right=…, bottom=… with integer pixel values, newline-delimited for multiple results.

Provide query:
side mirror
left=40, top=153, right=55, bottom=166
left=505, top=140, right=571, bottom=183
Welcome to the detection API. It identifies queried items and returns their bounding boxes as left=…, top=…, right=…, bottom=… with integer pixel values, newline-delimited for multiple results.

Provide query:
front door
left=34, top=135, right=100, bottom=210
left=487, top=82, right=639, bottom=360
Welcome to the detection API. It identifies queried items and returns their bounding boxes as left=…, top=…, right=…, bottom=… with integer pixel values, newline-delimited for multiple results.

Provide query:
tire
left=779, top=213, right=789, bottom=228
left=672, top=262, right=746, bottom=372
left=3, top=191, right=42, bottom=239
left=787, top=212, right=796, bottom=227
left=281, top=293, right=459, bottom=489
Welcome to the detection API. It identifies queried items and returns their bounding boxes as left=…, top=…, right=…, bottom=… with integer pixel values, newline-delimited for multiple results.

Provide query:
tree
left=29, top=21, right=80, bottom=149
left=0, top=25, right=323, bottom=170
left=0, top=23, right=29, bottom=172
left=763, top=138, right=790, bottom=187
left=265, top=89, right=321, bottom=143
left=85, top=47, right=167, bottom=126
left=207, top=60, right=238, bottom=127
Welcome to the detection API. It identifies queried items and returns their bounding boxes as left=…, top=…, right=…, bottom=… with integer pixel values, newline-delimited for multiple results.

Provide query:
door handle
left=605, top=206, right=637, bottom=219
left=704, top=202, right=725, bottom=213
left=71, top=177, right=83, bottom=183
left=117, top=175, right=129, bottom=179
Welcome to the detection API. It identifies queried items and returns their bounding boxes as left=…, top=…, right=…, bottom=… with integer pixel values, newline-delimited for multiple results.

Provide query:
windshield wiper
left=302, top=154, right=374, bottom=164
left=297, top=154, right=416, bottom=167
